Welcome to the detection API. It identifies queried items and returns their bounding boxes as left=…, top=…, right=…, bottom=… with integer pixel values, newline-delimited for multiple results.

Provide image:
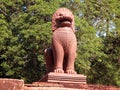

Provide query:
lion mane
left=52, top=8, right=75, bottom=32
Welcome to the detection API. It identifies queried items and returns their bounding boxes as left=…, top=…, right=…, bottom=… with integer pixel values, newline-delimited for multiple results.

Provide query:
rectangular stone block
left=40, top=72, right=86, bottom=84
left=0, top=78, right=24, bottom=90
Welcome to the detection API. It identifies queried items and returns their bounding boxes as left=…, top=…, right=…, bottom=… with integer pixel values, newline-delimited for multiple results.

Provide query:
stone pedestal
left=39, top=72, right=86, bottom=84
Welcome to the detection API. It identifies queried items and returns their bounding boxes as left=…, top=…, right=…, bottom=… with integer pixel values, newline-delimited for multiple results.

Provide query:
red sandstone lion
left=44, top=8, right=77, bottom=74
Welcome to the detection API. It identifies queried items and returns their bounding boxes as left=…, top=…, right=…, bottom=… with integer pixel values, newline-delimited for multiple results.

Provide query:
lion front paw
left=54, top=69, right=64, bottom=73
left=65, top=69, right=76, bottom=74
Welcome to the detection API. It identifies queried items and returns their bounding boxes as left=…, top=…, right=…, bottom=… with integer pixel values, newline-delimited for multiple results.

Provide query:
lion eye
left=59, top=13, right=63, bottom=16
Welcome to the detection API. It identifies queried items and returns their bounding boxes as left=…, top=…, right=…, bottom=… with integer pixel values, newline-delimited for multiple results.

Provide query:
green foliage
left=0, top=0, right=120, bottom=86
left=75, top=17, right=104, bottom=74
left=77, top=0, right=120, bottom=86
left=61, top=0, right=120, bottom=86
left=0, top=0, right=61, bottom=83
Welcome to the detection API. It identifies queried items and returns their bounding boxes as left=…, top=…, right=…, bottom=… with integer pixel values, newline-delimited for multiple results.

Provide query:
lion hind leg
left=44, top=48, right=54, bottom=73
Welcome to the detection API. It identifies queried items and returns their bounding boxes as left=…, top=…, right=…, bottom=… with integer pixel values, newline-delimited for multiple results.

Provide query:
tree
left=0, top=0, right=61, bottom=83
left=61, top=0, right=120, bottom=86
left=76, top=0, right=120, bottom=86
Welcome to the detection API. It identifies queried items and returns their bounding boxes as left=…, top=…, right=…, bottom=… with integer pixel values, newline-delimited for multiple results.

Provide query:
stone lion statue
left=44, top=8, right=77, bottom=74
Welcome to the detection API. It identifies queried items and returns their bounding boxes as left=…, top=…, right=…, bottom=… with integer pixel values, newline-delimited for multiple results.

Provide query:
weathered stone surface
left=39, top=72, right=86, bottom=84
left=0, top=78, right=24, bottom=90
left=0, top=78, right=120, bottom=90
left=24, top=82, right=120, bottom=90
left=23, top=86, right=81, bottom=90
left=44, top=8, right=77, bottom=74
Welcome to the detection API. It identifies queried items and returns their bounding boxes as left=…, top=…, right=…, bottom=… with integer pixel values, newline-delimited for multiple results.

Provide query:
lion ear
left=72, top=18, right=75, bottom=32
left=72, top=26, right=75, bottom=33
left=52, top=23, right=56, bottom=32
left=52, top=14, right=57, bottom=32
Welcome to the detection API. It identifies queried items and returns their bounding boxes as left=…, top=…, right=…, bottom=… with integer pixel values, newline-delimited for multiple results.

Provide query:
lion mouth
left=59, top=17, right=72, bottom=23
left=56, top=16, right=72, bottom=27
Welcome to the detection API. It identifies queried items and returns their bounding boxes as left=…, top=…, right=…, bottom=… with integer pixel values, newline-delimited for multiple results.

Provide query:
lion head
left=52, top=8, right=75, bottom=32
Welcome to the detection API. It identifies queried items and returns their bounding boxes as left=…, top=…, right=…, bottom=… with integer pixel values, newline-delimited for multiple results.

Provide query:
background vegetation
left=0, top=0, right=120, bottom=86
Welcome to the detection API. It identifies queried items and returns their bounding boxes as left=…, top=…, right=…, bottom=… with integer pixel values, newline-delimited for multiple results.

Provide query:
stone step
left=0, top=78, right=119, bottom=90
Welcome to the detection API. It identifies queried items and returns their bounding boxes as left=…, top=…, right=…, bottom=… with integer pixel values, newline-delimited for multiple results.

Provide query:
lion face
left=52, top=8, right=75, bottom=32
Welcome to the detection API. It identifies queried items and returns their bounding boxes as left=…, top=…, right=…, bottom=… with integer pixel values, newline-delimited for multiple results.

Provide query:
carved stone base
left=39, top=72, right=86, bottom=84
